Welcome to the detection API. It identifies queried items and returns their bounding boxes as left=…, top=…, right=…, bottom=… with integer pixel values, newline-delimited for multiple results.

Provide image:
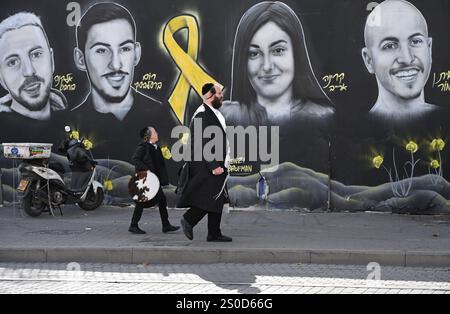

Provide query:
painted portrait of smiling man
left=69, top=2, right=179, bottom=164
left=73, top=2, right=147, bottom=120
left=0, top=12, right=67, bottom=120
left=362, top=0, right=439, bottom=122
left=72, top=2, right=178, bottom=124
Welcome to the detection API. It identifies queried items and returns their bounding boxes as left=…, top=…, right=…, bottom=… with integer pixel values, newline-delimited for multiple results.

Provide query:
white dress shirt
left=193, top=104, right=231, bottom=169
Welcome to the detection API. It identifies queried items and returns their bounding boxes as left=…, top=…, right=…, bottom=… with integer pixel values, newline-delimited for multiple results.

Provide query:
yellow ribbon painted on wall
left=163, top=15, right=222, bottom=124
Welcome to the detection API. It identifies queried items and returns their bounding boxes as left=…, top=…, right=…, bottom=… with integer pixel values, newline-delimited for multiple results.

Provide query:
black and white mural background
left=0, top=0, right=449, bottom=214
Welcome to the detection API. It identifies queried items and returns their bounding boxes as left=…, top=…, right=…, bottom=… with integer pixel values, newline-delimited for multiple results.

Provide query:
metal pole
left=0, top=167, right=4, bottom=207
left=13, top=160, right=16, bottom=217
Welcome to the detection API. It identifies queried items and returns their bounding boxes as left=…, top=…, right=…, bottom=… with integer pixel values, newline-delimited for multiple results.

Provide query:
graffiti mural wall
left=0, top=0, right=449, bottom=214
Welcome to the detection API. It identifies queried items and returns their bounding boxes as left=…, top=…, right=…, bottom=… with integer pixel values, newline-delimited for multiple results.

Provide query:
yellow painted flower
left=405, top=141, right=418, bottom=153
left=70, top=130, right=80, bottom=140
left=372, top=155, right=384, bottom=169
left=430, top=138, right=445, bottom=152
left=103, top=180, right=113, bottom=191
left=180, top=133, right=190, bottom=145
left=161, top=146, right=172, bottom=160
left=82, top=139, right=93, bottom=150
left=430, top=160, right=440, bottom=169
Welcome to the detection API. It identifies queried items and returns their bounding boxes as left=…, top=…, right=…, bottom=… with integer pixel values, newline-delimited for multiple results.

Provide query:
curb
left=1, top=247, right=450, bottom=267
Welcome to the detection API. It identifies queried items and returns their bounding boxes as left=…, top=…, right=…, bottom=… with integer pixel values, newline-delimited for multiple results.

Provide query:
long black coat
left=132, top=141, right=169, bottom=186
left=177, top=104, right=228, bottom=213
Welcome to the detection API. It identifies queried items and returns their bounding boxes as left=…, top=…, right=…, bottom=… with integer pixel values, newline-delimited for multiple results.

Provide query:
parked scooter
left=14, top=127, right=104, bottom=217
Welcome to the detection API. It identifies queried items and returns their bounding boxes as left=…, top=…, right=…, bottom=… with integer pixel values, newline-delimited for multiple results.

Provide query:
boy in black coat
left=129, top=126, right=180, bottom=234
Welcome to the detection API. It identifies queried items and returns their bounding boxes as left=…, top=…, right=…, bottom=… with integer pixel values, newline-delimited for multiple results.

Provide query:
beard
left=11, top=76, right=51, bottom=111
left=211, top=96, right=223, bottom=109
left=92, top=85, right=128, bottom=103
left=87, top=67, right=131, bottom=103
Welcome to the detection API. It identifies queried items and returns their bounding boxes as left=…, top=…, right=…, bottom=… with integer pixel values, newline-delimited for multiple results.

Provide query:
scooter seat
left=49, top=161, right=66, bottom=174
left=70, top=170, right=93, bottom=193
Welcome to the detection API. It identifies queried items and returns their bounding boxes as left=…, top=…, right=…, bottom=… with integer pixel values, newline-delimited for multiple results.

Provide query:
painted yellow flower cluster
left=372, top=139, right=446, bottom=169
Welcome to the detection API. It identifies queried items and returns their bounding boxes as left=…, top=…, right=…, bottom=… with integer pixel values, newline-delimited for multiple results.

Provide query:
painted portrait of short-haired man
left=361, top=0, right=439, bottom=123
left=69, top=2, right=180, bottom=182
left=0, top=12, right=67, bottom=120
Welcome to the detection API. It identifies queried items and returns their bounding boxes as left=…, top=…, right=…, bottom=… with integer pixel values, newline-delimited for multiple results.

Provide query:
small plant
left=103, top=179, right=113, bottom=192
left=160, top=146, right=172, bottom=160
left=82, top=139, right=93, bottom=150
left=373, top=141, right=420, bottom=198
left=103, top=164, right=118, bottom=191
left=429, top=138, right=445, bottom=185
left=100, top=158, right=119, bottom=204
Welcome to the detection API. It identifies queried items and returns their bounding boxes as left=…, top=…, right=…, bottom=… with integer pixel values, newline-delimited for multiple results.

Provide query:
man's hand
left=212, top=167, right=224, bottom=175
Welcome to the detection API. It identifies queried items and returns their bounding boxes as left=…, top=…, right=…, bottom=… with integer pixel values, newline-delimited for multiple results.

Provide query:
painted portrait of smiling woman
left=221, top=1, right=334, bottom=127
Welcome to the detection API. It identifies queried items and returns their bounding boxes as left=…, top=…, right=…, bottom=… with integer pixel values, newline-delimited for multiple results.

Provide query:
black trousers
left=183, top=206, right=222, bottom=237
left=131, top=188, right=169, bottom=227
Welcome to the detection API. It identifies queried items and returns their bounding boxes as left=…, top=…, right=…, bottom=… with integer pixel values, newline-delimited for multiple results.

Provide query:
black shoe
left=180, top=217, right=193, bottom=240
left=162, top=224, right=180, bottom=233
left=128, top=226, right=146, bottom=234
left=207, top=234, right=232, bottom=242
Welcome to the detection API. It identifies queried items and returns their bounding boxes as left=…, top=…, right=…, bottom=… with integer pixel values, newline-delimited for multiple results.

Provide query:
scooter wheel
left=22, top=191, right=45, bottom=217
left=78, top=187, right=104, bottom=211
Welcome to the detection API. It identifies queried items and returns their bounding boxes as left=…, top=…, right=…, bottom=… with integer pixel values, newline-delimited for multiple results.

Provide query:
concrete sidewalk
left=0, top=204, right=449, bottom=267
